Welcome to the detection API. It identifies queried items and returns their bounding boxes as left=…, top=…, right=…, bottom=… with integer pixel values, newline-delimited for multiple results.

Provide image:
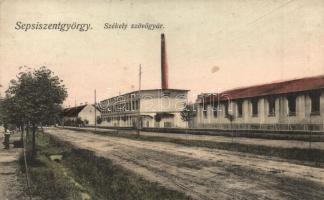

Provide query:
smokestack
left=161, top=33, right=169, bottom=89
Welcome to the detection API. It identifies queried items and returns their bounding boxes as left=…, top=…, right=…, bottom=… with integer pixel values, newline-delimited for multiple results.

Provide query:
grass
left=20, top=132, right=191, bottom=200
left=64, top=148, right=191, bottom=200
left=65, top=127, right=324, bottom=167
left=19, top=134, right=85, bottom=199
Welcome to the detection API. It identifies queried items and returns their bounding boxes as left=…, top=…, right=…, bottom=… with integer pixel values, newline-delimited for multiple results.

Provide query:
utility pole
left=309, top=115, right=312, bottom=150
left=94, top=89, right=97, bottom=133
left=0, top=84, right=2, bottom=99
left=137, top=64, right=142, bottom=136
left=74, top=98, right=77, bottom=127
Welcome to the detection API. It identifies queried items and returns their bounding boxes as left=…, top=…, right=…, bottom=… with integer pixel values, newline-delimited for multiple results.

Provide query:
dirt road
left=69, top=126, right=324, bottom=150
left=46, top=128, right=324, bottom=200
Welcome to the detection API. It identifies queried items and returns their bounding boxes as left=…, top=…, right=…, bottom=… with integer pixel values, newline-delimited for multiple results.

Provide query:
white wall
left=196, top=91, right=324, bottom=128
left=79, top=105, right=101, bottom=125
left=99, top=89, right=189, bottom=128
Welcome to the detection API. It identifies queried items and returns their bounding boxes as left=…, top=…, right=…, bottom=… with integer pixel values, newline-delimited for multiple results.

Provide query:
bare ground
left=46, top=128, right=324, bottom=200
left=73, top=127, right=324, bottom=150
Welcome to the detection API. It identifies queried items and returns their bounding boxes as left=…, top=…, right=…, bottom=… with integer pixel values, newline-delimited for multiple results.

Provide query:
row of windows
left=101, top=94, right=138, bottom=105
left=202, top=92, right=321, bottom=118
left=101, top=100, right=140, bottom=113
left=102, top=115, right=139, bottom=122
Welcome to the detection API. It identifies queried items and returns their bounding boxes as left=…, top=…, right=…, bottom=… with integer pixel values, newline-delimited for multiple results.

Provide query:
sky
left=0, top=0, right=323, bottom=106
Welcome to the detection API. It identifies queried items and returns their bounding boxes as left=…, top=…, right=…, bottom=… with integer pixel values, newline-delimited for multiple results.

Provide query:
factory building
left=99, top=89, right=188, bottom=128
left=195, top=75, right=324, bottom=131
left=99, top=34, right=189, bottom=128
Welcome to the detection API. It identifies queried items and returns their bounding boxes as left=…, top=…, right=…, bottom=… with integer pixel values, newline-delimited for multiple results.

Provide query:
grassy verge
left=65, top=127, right=324, bottom=167
left=19, top=133, right=87, bottom=199
left=20, top=132, right=191, bottom=200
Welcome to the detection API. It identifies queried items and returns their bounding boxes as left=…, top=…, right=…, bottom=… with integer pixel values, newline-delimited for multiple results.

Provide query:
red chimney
left=161, top=33, right=169, bottom=89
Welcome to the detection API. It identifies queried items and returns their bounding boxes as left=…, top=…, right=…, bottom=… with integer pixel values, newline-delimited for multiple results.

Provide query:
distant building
left=99, top=89, right=188, bottom=128
left=63, top=104, right=100, bottom=126
left=195, top=75, right=324, bottom=131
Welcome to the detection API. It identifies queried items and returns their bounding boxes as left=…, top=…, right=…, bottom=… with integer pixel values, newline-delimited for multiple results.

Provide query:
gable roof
left=198, top=75, right=324, bottom=103
left=63, top=105, right=87, bottom=117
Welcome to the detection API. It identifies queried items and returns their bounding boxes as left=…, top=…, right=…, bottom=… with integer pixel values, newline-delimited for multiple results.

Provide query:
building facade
left=195, top=75, right=324, bottom=131
left=63, top=104, right=100, bottom=126
left=99, top=89, right=188, bottom=128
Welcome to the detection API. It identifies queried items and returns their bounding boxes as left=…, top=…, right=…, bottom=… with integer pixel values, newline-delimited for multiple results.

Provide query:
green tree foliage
left=180, top=104, right=196, bottom=128
left=1, top=66, right=67, bottom=156
left=76, top=117, right=84, bottom=127
left=154, top=114, right=161, bottom=123
left=97, top=116, right=102, bottom=124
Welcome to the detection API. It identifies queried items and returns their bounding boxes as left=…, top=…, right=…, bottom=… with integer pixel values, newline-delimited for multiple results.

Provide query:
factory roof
left=199, top=75, right=324, bottom=103
left=101, top=88, right=189, bottom=102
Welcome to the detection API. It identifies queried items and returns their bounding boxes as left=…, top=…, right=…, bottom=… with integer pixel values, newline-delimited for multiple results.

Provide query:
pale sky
left=0, top=0, right=323, bottom=106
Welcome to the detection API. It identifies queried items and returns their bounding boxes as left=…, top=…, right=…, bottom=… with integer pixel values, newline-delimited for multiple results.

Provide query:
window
left=135, top=100, right=139, bottom=110
left=251, top=98, right=258, bottom=117
left=310, top=92, right=320, bottom=115
left=212, top=103, right=218, bottom=117
left=164, top=122, right=172, bottom=128
left=132, top=101, right=135, bottom=110
left=224, top=102, right=229, bottom=117
left=203, top=104, right=208, bottom=118
left=237, top=100, right=243, bottom=117
left=268, top=97, right=276, bottom=116
left=287, top=95, right=296, bottom=116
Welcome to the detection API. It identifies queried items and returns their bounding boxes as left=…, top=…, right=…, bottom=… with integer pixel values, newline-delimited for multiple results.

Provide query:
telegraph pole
left=137, top=64, right=142, bottom=136
left=94, top=89, right=97, bottom=132
left=74, top=98, right=77, bottom=127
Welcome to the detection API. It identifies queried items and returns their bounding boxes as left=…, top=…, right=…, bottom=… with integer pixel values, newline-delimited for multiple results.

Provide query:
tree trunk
left=20, top=124, right=24, bottom=147
left=41, top=123, right=44, bottom=135
left=186, top=122, right=188, bottom=140
left=32, top=124, right=36, bottom=158
left=26, top=124, right=29, bottom=142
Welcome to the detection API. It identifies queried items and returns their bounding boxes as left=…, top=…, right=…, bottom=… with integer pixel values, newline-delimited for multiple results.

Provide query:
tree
left=76, top=117, right=84, bottom=127
left=3, top=66, right=67, bottom=157
left=0, top=96, right=20, bottom=131
left=97, top=116, right=102, bottom=124
left=154, top=114, right=162, bottom=123
left=1, top=72, right=35, bottom=140
left=226, top=113, right=235, bottom=142
left=180, top=104, right=196, bottom=128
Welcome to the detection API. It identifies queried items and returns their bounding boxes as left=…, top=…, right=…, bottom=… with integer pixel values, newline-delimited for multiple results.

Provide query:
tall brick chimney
left=161, top=33, right=169, bottom=89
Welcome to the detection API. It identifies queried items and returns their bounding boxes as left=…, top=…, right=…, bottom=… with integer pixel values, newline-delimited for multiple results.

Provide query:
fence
left=193, top=123, right=324, bottom=132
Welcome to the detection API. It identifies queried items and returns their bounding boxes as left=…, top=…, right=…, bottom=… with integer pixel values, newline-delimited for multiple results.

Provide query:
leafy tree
left=154, top=114, right=161, bottom=123
left=1, top=71, right=35, bottom=139
left=180, top=104, right=196, bottom=128
left=76, top=117, right=84, bottom=127
left=0, top=96, right=20, bottom=131
left=97, top=116, right=102, bottom=124
left=3, top=66, right=67, bottom=157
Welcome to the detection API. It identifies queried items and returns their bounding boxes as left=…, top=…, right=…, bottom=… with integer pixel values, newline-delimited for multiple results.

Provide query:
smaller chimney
left=161, top=33, right=169, bottom=89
